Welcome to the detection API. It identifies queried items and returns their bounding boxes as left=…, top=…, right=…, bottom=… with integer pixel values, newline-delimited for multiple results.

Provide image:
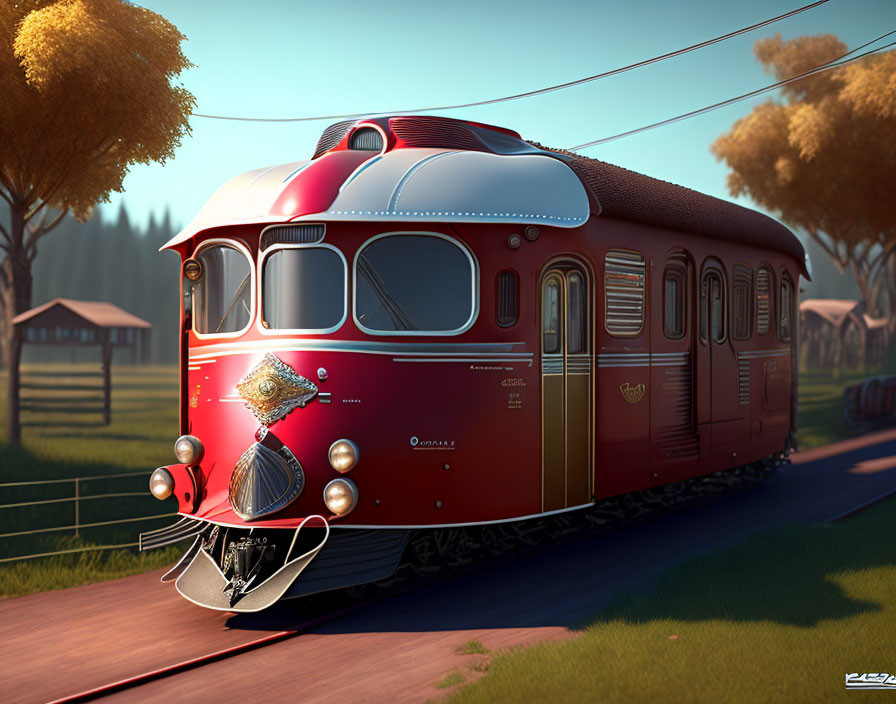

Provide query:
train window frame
left=604, top=249, right=646, bottom=338
left=663, top=264, right=686, bottom=340
left=778, top=272, right=794, bottom=341
left=757, top=265, right=774, bottom=336
left=189, top=238, right=256, bottom=340
left=257, top=242, right=349, bottom=335
left=699, top=265, right=727, bottom=344
left=732, top=263, right=753, bottom=341
left=352, top=231, right=480, bottom=337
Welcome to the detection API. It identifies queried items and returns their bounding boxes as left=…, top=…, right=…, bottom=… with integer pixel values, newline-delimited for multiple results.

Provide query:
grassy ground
left=795, top=367, right=894, bottom=450
left=443, top=496, right=896, bottom=704
left=0, top=364, right=182, bottom=598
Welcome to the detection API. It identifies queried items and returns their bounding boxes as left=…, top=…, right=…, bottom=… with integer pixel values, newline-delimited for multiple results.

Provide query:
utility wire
left=191, top=0, right=831, bottom=123
left=569, top=30, right=896, bottom=150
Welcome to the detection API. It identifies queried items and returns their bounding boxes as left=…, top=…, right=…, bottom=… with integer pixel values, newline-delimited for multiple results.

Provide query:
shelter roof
left=12, top=298, right=152, bottom=329
left=799, top=299, right=861, bottom=326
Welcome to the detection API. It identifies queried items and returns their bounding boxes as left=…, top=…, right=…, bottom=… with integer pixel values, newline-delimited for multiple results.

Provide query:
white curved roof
left=164, top=148, right=589, bottom=249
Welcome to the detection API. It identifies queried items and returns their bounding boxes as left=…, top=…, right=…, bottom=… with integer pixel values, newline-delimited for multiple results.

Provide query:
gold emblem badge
left=236, top=353, right=318, bottom=425
left=619, top=382, right=646, bottom=404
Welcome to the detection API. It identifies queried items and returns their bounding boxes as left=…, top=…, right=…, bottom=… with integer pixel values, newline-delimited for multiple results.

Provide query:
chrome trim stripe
left=181, top=501, right=596, bottom=531
left=190, top=340, right=527, bottom=360
left=737, top=349, right=790, bottom=358
left=394, top=357, right=532, bottom=364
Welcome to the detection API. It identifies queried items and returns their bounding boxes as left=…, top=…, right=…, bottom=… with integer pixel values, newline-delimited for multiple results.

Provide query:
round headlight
left=174, top=435, right=204, bottom=466
left=149, top=468, right=175, bottom=500
left=328, top=439, right=359, bottom=473
left=323, top=478, right=358, bottom=516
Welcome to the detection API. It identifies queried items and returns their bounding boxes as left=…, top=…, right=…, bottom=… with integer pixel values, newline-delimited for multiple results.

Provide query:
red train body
left=143, top=116, right=808, bottom=611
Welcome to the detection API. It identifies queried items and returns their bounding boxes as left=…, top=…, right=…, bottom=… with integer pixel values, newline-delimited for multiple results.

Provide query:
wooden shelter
left=799, top=298, right=889, bottom=369
left=11, top=298, right=152, bottom=425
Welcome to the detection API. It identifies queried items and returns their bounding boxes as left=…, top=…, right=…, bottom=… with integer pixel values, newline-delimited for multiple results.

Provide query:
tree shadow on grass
left=591, top=516, right=891, bottom=629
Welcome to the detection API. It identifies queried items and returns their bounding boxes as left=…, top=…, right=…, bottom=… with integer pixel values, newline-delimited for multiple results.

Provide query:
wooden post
left=7, top=326, right=21, bottom=444
left=74, top=478, right=79, bottom=537
left=101, top=330, right=112, bottom=425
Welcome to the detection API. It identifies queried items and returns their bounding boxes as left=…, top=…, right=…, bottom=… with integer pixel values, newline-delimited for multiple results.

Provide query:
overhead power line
left=191, top=0, right=831, bottom=123
left=568, top=30, right=896, bottom=150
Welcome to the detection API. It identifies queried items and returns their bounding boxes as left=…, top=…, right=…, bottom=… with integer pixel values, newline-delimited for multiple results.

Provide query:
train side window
left=757, top=267, right=773, bottom=335
left=542, top=277, right=562, bottom=354
left=700, top=270, right=725, bottom=343
left=192, top=243, right=253, bottom=336
left=496, top=270, right=519, bottom=328
left=732, top=264, right=753, bottom=340
left=663, top=266, right=685, bottom=339
left=779, top=274, right=793, bottom=340
left=567, top=271, right=586, bottom=353
left=605, top=250, right=645, bottom=337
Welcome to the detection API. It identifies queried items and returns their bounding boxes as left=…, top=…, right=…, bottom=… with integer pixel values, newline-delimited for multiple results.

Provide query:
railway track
left=45, top=452, right=896, bottom=704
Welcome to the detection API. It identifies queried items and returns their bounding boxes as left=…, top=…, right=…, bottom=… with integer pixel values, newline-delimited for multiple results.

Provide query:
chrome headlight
left=174, top=435, right=204, bottom=466
left=323, top=478, right=358, bottom=516
left=328, top=439, right=359, bottom=473
left=149, top=468, right=175, bottom=500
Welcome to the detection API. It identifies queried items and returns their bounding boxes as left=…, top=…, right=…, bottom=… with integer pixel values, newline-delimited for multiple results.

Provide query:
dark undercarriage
left=140, top=452, right=787, bottom=611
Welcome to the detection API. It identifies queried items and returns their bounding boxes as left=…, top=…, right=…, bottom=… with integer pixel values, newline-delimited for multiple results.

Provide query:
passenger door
left=541, top=264, right=592, bottom=512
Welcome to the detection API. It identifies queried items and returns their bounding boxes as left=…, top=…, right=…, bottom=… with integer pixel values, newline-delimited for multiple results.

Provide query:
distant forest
left=2, top=204, right=863, bottom=366
left=28, top=207, right=181, bottom=364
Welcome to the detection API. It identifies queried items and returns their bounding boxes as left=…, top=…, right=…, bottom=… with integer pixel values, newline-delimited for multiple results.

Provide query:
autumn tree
left=712, top=34, right=896, bottom=320
left=0, top=0, right=194, bottom=442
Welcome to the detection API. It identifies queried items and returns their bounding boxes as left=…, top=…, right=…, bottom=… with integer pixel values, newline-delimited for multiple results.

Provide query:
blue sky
left=107, top=0, right=896, bottom=232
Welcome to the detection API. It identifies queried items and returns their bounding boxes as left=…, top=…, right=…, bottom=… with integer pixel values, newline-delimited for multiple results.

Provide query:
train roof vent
left=260, top=224, right=325, bottom=250
left=389, top=116, right=488, bottom=152
left=313, top=120, right=355, bottom=159
left=349, top=127, right=384, bottom=151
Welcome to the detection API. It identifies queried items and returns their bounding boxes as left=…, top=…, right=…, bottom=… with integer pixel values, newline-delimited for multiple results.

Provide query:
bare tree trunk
left=3, top=200, right=34, bottom=444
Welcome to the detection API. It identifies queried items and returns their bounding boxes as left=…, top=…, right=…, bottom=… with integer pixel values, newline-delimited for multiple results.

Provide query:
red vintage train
left=141, top=115, right=809, bottom=611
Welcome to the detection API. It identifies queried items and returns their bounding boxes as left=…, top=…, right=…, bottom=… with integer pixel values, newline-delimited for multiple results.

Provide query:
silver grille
left=605, top=250, right=645, bottom=336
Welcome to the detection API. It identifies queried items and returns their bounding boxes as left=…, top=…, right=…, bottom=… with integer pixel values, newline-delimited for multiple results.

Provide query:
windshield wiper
left=357, top=255, right=417, bottom=331
left=215, top=273, right=251, bottom=333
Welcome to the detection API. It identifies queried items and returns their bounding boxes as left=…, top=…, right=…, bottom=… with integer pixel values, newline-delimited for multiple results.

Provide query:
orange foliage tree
left=0, top=0, right=194, bottom=442
left=712, top=34, right=896, bottom=320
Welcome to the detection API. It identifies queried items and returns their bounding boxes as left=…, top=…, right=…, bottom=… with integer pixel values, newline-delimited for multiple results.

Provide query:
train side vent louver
left=604, top=249, right=646, bottom=336
left=496, top=270, right=519, bottom=327
left=757, top=267, right=771, bottom=335
left=260, top=224, right=326, bottom=250
left=349, top=127, right=384, bottom=151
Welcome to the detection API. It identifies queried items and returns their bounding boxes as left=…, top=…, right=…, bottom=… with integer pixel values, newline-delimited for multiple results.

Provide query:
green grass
left=0, top=364, right=181, bottom=598
left=436, top=671, right=467, bottom=690
left=456, top=640, right=489, bottom=655
left=445, top=497, right=896, bottom=704
left=796, top=367, right=896, bottom=450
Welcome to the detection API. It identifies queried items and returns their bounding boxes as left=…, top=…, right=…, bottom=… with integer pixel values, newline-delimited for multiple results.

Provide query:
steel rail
left=47, top=600, right=372, bottom=704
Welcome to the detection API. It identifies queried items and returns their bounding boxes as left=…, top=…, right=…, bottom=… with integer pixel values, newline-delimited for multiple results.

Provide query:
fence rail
left=0, top=470, right=174, bottom=563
